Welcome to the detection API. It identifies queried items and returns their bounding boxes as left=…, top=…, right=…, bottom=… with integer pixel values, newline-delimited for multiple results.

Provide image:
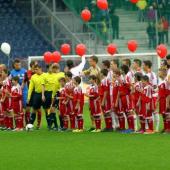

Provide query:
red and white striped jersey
left=1, top=77, right=11, bottom=97
left=126, top=70, right=135, bottom=84
left=73, top=86, right=84, bottom=104
left=145, top=72, right=157, bottom=86
left=11, top=84, right=22, bottom=102
left=158, top=80, right=167, bottom=98
left=100, top=77, right=110, bottom=97
left=89, top=84, right=99, bottom=99
left=141, top=84, right=153, bottom=103
left=65, top=80, right=75, bottom=96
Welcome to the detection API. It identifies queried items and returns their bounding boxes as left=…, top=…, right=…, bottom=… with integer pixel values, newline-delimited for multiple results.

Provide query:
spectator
left=162, top=16, right=169, bottom=44
left=110, top=11, right=119, bottom=40
left=157, top=19, right=164, bottom=44
left=146, top=22, right=156, bottom=49
left=147, top=6, right=156, bottom=23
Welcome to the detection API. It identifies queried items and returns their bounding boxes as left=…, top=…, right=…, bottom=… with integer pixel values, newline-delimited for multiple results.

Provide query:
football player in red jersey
left=1, top=69, right=13, bottom=130
left=119, top=65, right=134, bottom=133
left=100, top=69, right=113, bottom=131
left=85, top=75, right=102, bottom=132
left=158, top=68, right=170, bottom=133
left=132, top=72, right=143, bottom=132
left=72, top=76, right=84, bottom=132
left=11, top=76, right=24, bottom=131
left=65, top=71, right=76, bottom=129
left=141, top=75, right=154, bottom=134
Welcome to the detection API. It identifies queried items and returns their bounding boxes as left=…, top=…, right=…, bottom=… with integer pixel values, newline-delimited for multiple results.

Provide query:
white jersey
left=107, top=70, right=113, bottom=96
left=145, top=72, right=157, bottom=86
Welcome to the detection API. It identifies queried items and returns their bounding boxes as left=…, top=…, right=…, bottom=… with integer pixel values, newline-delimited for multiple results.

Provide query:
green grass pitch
left=1, top=104, right=170, bottom=170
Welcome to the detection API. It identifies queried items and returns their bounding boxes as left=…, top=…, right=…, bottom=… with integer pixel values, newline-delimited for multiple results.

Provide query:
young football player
left=132, top=72, right=143, bottom=132
left=1, top=69, right=13, bottom=130
left=120, top=65, right=134, bottom=133
left=143, top=60, right=159, bottom=132
left=158, top=68, right=170, bottom=133
left=72, top=76, right=84, bottom=132
left=11, top=76, right=24, bottom=131
left=100, top=69, right=113, bottom=131
left=141, top=75, right=154, bottom=134
left=65, top=71, right=76, bottom=129
left=85, top=75, right=101, bottom=132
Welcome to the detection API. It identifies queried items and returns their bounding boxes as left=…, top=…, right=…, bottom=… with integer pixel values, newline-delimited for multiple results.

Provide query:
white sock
left=134, top=114, right=138, bottom=131
left=154, top=113, right=160, bottom=132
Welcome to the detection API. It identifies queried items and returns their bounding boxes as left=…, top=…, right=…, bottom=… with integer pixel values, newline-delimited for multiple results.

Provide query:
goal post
left=28, top=52, right=160, bottom=72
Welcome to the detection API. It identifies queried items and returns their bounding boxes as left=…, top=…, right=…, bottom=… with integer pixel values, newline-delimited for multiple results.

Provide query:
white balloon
left=1, top=42, right=11, bottom=55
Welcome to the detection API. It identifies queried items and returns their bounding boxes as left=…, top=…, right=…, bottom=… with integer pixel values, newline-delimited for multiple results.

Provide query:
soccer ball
left=26, top=124, right=34, bottom=131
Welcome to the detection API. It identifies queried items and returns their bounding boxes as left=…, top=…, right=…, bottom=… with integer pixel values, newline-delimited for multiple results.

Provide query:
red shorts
left=11, top=101, right=23, bottom=113
left=59, top=104, right=67, bottom=116
left=119, top=95, right=133, bottom=113
left=159, top=98, right=166, bottom=114
left=2, top=98, right=12, bottom=112
left=90, top=99, right=101, bottom=116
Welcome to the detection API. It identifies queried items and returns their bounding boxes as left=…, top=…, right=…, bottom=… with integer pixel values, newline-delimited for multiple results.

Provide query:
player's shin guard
left=30, top=113, right=36, bottom=124
left=118, top=113, right=125, bottom=130
left=94, top=115, right=101, bottom=130
left=25, top=111, right=30, bottom=125
left=153, top=113, right=160, bottom=132
left=0, top=114, right=4, bottom=127
left=139, top=116, right=145, bottom=131
left=70, top=114, right=76, bottom=129
left=127, top=114, right=134, bottom=130
left=147, top=118, right=153, bottom=131
left=104, top=113, right=112, bottom=129
left=37, top=111, right=42, bottom=128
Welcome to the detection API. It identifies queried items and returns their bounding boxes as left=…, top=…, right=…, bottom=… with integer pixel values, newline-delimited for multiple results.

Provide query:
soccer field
left=1, top=105, right=170, bottom=170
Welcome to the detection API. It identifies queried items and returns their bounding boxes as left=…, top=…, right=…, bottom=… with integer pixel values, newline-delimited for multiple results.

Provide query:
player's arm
left=27, top=78, right=34, bottom=103
left=101, top=87, right=108, bottom=107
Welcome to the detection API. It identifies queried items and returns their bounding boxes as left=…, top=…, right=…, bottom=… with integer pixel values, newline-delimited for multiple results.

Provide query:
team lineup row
left=0, top=55, right=170, bottom=134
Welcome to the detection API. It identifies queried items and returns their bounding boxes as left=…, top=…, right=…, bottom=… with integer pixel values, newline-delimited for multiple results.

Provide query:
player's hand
left=42, top=95, right=46, bottom=102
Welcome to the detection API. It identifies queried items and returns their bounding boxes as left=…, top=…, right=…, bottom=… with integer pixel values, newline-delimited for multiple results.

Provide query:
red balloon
left=44, top=51, right=52, bottom=64
left=81, top=9, right=92, bottom=22
left=127, top=40, right=138, bottom=52
left=156, top=44, right=168, bottom=59
left=60, top=44, right=71, bottom=55
left=75, top=44, right=86, bottom=57
left=130, top=0, right=139, bottom=4
left=107, top=44, right=117, bottom=55
left=97, top=0, right=108, bottom=10
left=52, top=51, right=61, bottom=63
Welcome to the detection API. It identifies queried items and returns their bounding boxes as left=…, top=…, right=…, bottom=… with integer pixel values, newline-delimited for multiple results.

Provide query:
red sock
left=148, top=119, right=153, bottom=131
left=118, top=114, right=125, bottom=130
left=4, top=116, right=9, bottom=128
left=140, top=117, right=145, bottom=131
left=167, top=120, right=170, bottom=130
left=70, top=114, right=76, bottom=129
left=0, top=114, right=4, bottom=126
left=37, top=111, right=42, bottom=127
left=78, top=119, right=84, bottom=130
left=127, top=115, right=134, bottom=130
left=25, top=111, right=30, bottom=124
left=19, top=114, right=24, bottom=129
left=8, top=116, right=13, bottom=129
left=105, top=117, right=112, bottom=129
left=95, top=119, right=101, bottom=129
